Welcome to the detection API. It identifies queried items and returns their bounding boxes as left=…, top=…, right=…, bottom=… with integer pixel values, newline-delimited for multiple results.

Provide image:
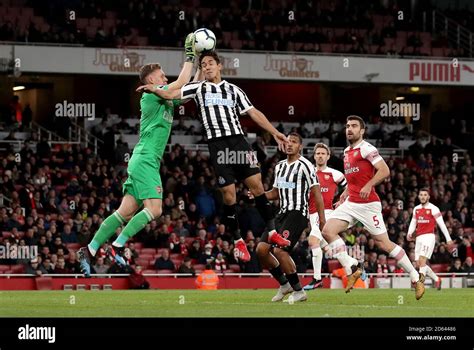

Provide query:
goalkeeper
left=78, top=33, right=200, bottom=276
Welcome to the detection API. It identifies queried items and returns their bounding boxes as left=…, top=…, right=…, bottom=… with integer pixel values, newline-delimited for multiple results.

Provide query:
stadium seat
left=142, top=269, right=156, bottom=274
left=135, top=258, right=151, bottom=268
left=193, top=264, right=205, bottom=272
left=133, top=242, right=143, bottom=250
left=138, top=253, right=154, bottom=261
left=66, top=243, right=81, bottom=250
left=140, top=248, right=156, bottom=255
left=430, top=264, right=449, bottom=273
left=327, top=259, right=342, bottom=272
left=157, top=269, right=175, bottom=274
left=229, top=264, right=240, bottom=272
left=11, top=265, right=24, bottom=273
left=0, top=265, right=10, bottom=272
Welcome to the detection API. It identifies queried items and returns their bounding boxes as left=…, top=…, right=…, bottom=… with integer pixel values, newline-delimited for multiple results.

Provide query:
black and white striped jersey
left=273, top=156, right=319, bottom=217
left=181, top=80, right=253, bottom=140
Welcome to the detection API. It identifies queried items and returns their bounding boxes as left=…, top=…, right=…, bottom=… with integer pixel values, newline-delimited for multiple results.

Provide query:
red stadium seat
left=430, top=264, right=449, bottom=273
left=11, top=265, right=24, bottom=273
left=66, top=243, right=81, bottom=250
left=229, top=264, right=240, bottom=272
left=142, top=269, right=156, bottom=274
left=0, top=265, right=10, bottom=272
left=432, top=47, right=445, bottom=57
left=135, top=258, right=152, bottom=268
left=193, top=264, right=205, bottom=272
left=327, top=259, right=342, bottom=272
left=157, top=269, right=175, bottom=274
left=140, top=248, right=156, bottom=255
left=133, top=242, right=143, bottom=250
left=139, top=253, right=154, bottom=260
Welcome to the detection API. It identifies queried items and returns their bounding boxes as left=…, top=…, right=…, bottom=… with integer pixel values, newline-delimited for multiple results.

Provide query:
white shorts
left=415, top=234, right=435, bottom=260
left=329, top=200, right=386, bottom=236
left=309, top=210, right=333, bottom=239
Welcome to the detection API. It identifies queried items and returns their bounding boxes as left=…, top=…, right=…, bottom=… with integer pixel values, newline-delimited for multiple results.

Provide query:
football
left=194, top=28, right=216, bottom=53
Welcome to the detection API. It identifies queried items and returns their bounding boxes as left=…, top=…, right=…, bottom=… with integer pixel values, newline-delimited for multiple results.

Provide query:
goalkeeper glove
left=184, top=33, right=196, bottom=63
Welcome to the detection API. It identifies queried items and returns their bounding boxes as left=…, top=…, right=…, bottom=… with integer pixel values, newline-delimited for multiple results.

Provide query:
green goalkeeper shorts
left=122, top=154, right=163, bottom=206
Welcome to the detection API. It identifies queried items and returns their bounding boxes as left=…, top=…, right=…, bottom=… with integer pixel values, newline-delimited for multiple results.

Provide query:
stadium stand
left=0, top=0, right=472, bottom=57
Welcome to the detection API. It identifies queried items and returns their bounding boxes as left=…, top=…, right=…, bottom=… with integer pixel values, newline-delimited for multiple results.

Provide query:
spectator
left=128, top=266, right=150, bottom=289
left=458, top=235, right=473, bottom=263
left=178, top=257, right=196, bottom=276
left=65, top=251, right=82, bottom=273
left=188, top=240, right=202, bottom=260
left=432, top=244, right=452, bottom=264
left=462, top=257, right=474, bottom=274
left=448, top=258, right=464, bottom=273
left=93, top=257, right=110, bottom=274
left=214, top=253, right=227, bottom=272
left=53, top=257, right=70, bottom=274
left=241, top=239, right=261, bottom=273
left=195, top=264, right=219, bottom=290
left=25, top=257, right=46, bottom=276
left=198, top=243, right=215, bottom=265
left=154, top=249, right=175, bottom=271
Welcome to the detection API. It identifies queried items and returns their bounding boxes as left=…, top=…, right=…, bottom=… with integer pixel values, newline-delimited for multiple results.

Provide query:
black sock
left=254, top=194, right=275, bottom=231
left=287, top=272, right=302, bottom=291
left=223, top=204, right=242, bottom=240
left=269, top=265, right=288, bottom=285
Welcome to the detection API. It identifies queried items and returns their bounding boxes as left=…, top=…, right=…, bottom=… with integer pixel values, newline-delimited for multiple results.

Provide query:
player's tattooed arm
left=360, top=159, right=390, bottom=199
left=246, top=108, right=288, bottom=152
left=311, top=185, right=326, bottom=231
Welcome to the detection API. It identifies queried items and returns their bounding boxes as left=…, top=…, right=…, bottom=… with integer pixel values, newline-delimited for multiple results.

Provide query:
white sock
left=320, top=238, right=329, bottom=250
left=419, top=265, right=428, bottom=275
left=425, top=265, right=439, bottom=282
left=328, top=238, right=358, bottom=275
left=389, top=245, right=419, bottom=282
left=311, top=247, right=322, bottom=280
left=87, top=244, right=96, bottom=257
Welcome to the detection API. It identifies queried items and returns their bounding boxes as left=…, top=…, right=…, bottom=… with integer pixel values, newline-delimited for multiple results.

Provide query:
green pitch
left=0, top=289, right=473, bottom=317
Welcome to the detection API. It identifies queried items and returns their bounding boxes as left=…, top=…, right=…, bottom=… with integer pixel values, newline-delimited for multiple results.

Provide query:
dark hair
left=346, top=115, right=366, bottom=129
left=139, top=63, right=161, bottom=84
left=205, top=263, right=213, bottom=270
left=199, top=50, right=221, bottom=65
left=288, top=132, right=303, bottom=144
left=419, top=187, right=430, bottom=194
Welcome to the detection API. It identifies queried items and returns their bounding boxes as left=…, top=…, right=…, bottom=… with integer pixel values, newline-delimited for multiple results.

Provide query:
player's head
left=346, top=115, right=366, bottom=144
left=286, top=132, right=303, bottom=156
left=418, top=188, right=430, bottom=204
left=313, top=142, right=330, bottom=166
left=199, top=50, right=222, bottom=81
left=139, top=63, right=168, bottom=85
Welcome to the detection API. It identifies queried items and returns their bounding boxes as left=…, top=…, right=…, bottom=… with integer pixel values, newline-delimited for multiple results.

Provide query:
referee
left=151, top=50, right=290, bottom=261
left=255, top=132, right=326, bottom=302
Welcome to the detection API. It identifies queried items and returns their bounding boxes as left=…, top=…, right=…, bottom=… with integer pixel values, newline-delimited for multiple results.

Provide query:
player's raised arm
left=136, top=33, right=197, bottom=99
left=246, top=107, right=288, bottom=152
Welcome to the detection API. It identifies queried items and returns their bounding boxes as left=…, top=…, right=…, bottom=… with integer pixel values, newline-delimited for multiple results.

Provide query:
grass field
left=0, top=289, right=473, bottom=317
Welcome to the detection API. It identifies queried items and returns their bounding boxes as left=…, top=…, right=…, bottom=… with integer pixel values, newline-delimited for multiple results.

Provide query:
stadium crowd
left=0, top=0, right=471, bottom=57
left=0, top=118, right=473, bottom=276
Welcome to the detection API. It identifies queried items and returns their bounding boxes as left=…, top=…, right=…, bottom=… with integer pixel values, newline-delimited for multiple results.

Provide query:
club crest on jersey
left=218, top=176, right=226, bottom=185
left=427, top=210, right=431, bottom=215
left=354, top=151, right=359, bottom=157
left=324, top=174, right=330, bottom=180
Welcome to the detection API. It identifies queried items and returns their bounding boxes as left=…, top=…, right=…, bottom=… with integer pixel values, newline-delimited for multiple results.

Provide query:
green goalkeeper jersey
left=132, top=85, right=180, bottom=162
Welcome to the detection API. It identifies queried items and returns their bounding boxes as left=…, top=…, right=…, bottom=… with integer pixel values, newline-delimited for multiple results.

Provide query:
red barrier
left=0, top=276, right=324, bottom=290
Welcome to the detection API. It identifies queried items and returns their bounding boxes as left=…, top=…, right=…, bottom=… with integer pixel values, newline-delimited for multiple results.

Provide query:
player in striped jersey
left=304, top=143, right=347, bottom=290
left=254, top=133, right=326, bottom=302
left=407, top=188, right=454, bottom=290
left=151, top=50, right=290, bottom=261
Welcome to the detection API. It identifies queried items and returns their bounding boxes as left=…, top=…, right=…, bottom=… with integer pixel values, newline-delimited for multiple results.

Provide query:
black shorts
left=261, top=210, right=309, bottom=251
left=207, top=135, right=261, bottom=188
